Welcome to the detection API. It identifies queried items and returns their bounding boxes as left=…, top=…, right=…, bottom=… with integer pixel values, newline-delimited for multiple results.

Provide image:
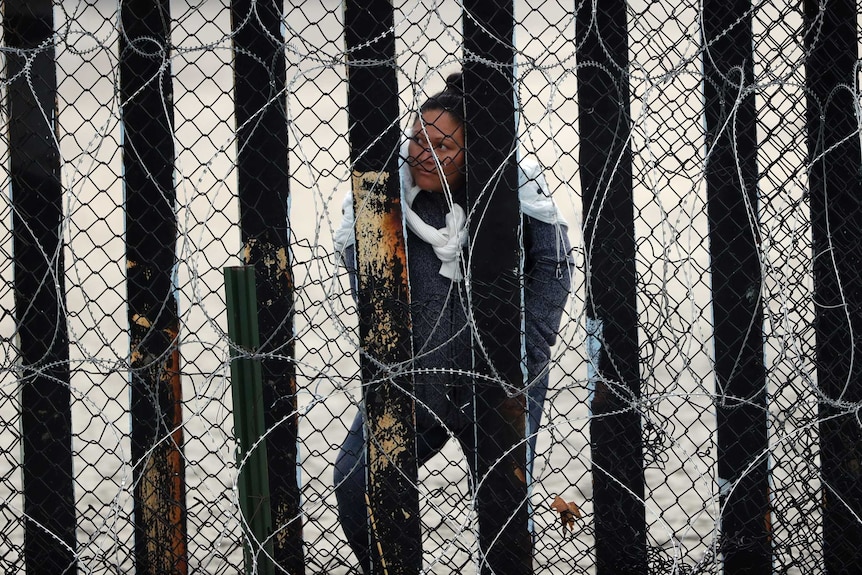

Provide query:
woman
left=333, top=72, right=573, bottom=573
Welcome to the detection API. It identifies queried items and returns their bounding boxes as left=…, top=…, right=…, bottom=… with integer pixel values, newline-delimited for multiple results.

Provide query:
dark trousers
left=333, top=377, right=549, bottom=574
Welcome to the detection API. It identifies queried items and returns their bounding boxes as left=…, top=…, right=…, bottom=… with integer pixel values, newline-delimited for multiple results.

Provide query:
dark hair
left=418, top=71, right=465, bottom=127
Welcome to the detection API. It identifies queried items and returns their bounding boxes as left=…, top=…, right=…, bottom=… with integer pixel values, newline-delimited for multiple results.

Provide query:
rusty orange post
left=120, top=0, right=189, bottom=572
left=345, top=1, right=421, bottom=572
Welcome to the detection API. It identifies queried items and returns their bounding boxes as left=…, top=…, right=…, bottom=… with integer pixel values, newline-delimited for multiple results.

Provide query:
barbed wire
left=0, top=1, right=852, bottom=574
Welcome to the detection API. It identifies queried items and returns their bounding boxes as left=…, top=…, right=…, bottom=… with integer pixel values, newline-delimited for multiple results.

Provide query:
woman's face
left=407, top=109, right=466, bottom=193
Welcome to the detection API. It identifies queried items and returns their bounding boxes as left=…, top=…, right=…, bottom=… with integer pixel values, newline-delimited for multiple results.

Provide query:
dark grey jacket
left=346, top=189, right=573, bottom=430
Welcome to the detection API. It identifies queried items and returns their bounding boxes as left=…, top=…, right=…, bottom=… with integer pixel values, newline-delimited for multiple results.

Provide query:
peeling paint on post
left=119, top=1, right=189, bottom=573
left=353, top=171, right=411, bottom=361
left=129, top=327, right=188, bottom=575
left=345, top=1, right=420, bottom=571
left=351, top=166, right=419, bottom=572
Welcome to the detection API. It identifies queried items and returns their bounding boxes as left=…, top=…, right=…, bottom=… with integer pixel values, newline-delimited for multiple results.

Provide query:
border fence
left=1, top=1, right=860, bottom=573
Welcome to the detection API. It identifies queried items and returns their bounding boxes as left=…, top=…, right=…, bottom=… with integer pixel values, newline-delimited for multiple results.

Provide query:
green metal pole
left=229, top=2, right=303, bottom=569
left=225, top=266, right=274, bottom=575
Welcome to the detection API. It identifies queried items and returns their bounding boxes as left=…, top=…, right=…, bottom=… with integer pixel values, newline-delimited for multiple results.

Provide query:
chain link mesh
left=0, top=1, right=853, bottom=573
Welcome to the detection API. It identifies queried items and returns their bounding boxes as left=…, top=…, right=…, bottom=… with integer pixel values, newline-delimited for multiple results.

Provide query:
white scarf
left=402, top=183, right=468, bottom=280
left=333, top=133, right=566, bottom=281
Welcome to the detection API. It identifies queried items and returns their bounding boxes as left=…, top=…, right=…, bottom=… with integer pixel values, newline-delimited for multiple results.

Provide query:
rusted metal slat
left=119, top=1, right=188, bottom=573
left=344, top=1, right=420, bottom=572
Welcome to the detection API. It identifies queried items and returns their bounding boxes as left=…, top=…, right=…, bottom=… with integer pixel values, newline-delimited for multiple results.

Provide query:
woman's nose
left=416, top=145, right=435, bottom=159
left=415, top=149, right=439, bottom=168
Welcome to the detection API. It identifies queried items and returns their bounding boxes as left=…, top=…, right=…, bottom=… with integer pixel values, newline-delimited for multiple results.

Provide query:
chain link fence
left=0, top=0, right=857, bottom=573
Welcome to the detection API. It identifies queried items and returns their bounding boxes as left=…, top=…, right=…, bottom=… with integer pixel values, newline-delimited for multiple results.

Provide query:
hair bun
left=444, top=72, right=464, bottom=95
